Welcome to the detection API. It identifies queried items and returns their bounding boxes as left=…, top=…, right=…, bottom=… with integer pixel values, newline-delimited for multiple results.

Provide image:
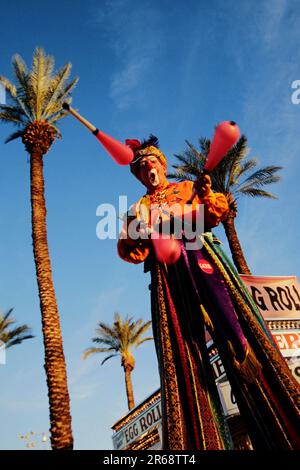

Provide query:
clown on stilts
left=117, top=136, right=300, bottom=450
left=63, top=104, right=300, bottom=450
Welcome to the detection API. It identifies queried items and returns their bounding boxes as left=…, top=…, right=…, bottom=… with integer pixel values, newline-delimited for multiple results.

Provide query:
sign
left=112, top=400, right=162, bottom=450
left=288, top=360, right=300, bottom=384
left=210, top=353, right=226, bottom=381
left=217, top=381, right=238, bottom=416
left=240, top=275, right=300, bottom=320
left=272, top=330, right=300, bottom=358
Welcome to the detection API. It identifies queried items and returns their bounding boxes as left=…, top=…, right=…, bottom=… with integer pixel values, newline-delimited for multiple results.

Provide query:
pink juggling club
left=187, top=121, right=240, bottom=204
left=62, top=103, right=133, bottom=165
left=152, top=232, right=182, bottom=265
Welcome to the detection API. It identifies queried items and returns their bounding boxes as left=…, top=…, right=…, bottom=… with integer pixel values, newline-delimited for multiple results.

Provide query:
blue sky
left=0, top=0, right=300, bottom=450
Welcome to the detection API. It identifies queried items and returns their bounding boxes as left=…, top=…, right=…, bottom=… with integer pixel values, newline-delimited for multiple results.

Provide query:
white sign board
left=240, top=275, right=300, bottom=320
left=112, top=400, right=161, bottom=450
left=217, top=381, right=238, bottom=416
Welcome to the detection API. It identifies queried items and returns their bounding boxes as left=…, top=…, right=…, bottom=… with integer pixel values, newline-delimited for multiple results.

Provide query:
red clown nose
left=204, top=121, right=240, bottom=172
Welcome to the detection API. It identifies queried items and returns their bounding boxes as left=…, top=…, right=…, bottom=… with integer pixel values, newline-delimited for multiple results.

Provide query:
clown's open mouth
left=148, top=169, right=160, bottom=186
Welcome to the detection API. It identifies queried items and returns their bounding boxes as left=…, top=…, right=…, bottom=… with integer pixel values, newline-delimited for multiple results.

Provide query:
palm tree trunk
left=222, top=215, right=252, bottom=275
left=124, top=366, right=135, bottom=410
left=30, top=152, right=73, bottom=450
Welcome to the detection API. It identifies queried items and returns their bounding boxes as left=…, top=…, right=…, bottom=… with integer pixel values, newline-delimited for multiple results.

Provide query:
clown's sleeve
left=201, top=190, right=229, bottom=228
left=182, top=180, right=229, bottom=229
left=117, top=214, right=150, bottom=264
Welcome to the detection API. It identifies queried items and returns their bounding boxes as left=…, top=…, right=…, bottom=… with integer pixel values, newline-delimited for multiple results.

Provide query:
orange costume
left=118, top=180, right=228, bottom=264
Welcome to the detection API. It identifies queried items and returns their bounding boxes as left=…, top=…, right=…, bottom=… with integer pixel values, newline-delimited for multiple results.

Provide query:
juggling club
left=62, top=103, right=133, bottom=165
left=187, top=121, right=240, bottom=204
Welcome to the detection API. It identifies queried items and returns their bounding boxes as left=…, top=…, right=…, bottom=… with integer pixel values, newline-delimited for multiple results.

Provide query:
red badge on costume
left=198, top=259, right=214, bottom=274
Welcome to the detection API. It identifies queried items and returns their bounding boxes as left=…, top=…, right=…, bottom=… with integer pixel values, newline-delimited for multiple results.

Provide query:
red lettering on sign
left=285, top=333, right=300, bottom=350
left=273, top=332, right=300, bottom=350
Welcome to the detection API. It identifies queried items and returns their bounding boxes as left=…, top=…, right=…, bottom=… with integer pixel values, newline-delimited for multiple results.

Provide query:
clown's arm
left=190, top=175, right=229, bottom=228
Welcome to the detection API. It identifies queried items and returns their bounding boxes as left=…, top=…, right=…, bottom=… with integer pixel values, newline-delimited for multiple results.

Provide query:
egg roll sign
left=240, top=275, right=300, bottom=320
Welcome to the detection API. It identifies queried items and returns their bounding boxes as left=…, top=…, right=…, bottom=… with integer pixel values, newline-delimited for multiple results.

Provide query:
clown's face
left=138, top=155, right=167, bottom=192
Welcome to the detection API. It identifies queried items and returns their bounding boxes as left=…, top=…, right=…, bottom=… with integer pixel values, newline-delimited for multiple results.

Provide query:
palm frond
left=171, top=138, right=221, bottom=187
left=44, top=54, right=55, bottom=78
left=15, top=96, right=34, bottom=122
left=224, top=136, right=248, bottom=193
left=48, top=110, right=68, bottom=125
left=237, top=188, right=278, bottom=198
left=82, top=346, right=115, bottom=360
left=0, top=111, right=23, bottom=125
left=84, top=313, right=153, bottom=364
left=2, top=324, right=31, bottom=338
left=41, top=63, right=72, bottom=119
left=0, top=104, right=26, bottom=119
left=0, top=308, right=34, bottom=348
left=186, top=140, right=206, bottom=164
left=49, top=77, right=79, bottom=113
left=172, top=153, right=191, bottom=167
left=135, top=336, right=154, bottom=346
left=5, top=333, right=34, bottom=349
left=198, top=137, right=210, bottom=155
left=12, top=54, right=28, bottom=91
left=0, top=308, right=15, bottom=328
left=4, top=131, right=24, bottom=144
left=95, top=322, right=116, bottom=338
left=0, top=76, right=17, bottom=97
left=0, top=102, right=25, bottom=125
left=130, top=320, right=152, bottom=345
left=92, top=337, right=118, bottom=348
left=101, top=354, right=118, bottom=366
left=29, top=48, right=51, bottom=120
left=237, top=166, right=283, bottom=189
left=233, top=157, right=257, bottom=180
left=11, top=55, right=36, bottom=120
left=167, top=171, right=193, bottom=181
left=5, top=130, right=24, bottom=143
left=172, top=159, right=202, bottom=179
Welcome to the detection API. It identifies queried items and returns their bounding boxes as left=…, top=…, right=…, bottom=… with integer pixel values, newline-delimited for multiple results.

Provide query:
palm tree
left=169, top=136, right=282, bottom=274
left=0, top=308, right=34, bottom=349
left=0, top=48, right=78, bottom=450
left=83, top=313, right=153, bottom=411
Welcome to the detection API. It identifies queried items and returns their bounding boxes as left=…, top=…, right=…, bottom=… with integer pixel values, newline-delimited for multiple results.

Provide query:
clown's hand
left=193, top=173, right=212, bottom=199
